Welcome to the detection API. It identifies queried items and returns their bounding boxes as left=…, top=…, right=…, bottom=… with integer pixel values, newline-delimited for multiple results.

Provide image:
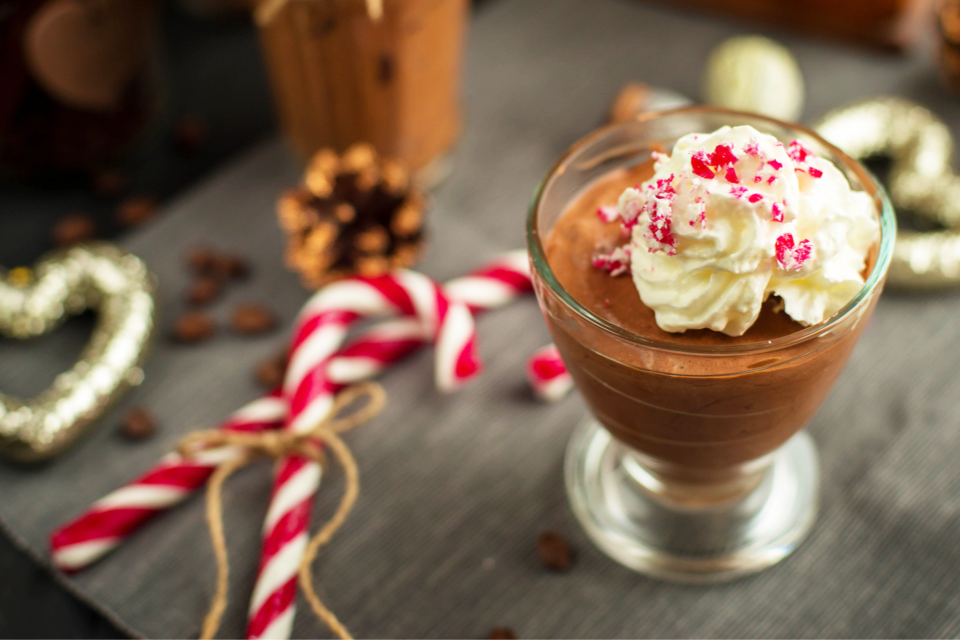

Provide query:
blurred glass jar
left=0, top=0, right=158, bottom=179
left=256, top=0, right=468, bottom=183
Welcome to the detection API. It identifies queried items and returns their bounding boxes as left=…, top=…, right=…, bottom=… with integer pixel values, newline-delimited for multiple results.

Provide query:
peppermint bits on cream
left=594, top=125, right=879, bottom=336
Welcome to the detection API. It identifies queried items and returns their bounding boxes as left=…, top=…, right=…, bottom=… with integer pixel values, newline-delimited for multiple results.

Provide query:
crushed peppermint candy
left=775, top=233, right=812, bottom=271
left=772, top=202, right=784, bottom=223
left=707, top=144, right=738, bottom=167
left=807, top=167, right=823, bottom=178
left=593, top=246, right=632, bottom=276
left=596, top=205, right=619, bottom=223
left=725, top=167, right=740, bottom=183
left=787, top=139, right=813, bottom=164
left=730, top=185, right=747, bottom=199
left=767, top=159, right=783, bottom=171
left=748, top=193, right=763, bottom=204
left=691, top=152, right=715, bottom=179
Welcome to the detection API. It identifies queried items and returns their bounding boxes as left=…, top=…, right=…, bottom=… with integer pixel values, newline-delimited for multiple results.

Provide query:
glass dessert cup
left=527, top=107, right=895, bottom=582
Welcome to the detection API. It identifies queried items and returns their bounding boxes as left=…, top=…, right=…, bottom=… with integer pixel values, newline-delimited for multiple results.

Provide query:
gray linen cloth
left=3, top=0, right=960, bottom=636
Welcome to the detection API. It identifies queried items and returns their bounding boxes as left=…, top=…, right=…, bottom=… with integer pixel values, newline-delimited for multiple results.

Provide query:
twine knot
left=177, top=382, right=387, bottom=640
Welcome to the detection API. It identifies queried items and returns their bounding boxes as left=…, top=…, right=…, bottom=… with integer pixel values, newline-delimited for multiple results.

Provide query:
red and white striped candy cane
left=50, top=392, right=287, bottom=572
left=246, top=255, right=533, bottom=639
left=50, top=250, right=553, bottom=638
left=49, top=321, right=429, bottom=575
left=527, top=344, right=573, bottom=402
left=247, top=271, right=481, bottom=639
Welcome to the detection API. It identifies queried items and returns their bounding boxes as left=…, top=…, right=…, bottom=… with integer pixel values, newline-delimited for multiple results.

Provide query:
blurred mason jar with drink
left=256, top=0, right=468, bottom=185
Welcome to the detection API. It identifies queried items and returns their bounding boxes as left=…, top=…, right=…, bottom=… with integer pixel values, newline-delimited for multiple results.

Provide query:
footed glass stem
left=565, top=419, right=819, bottom=583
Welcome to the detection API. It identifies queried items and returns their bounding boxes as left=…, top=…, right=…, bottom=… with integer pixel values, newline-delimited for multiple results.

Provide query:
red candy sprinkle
left=767, top=175, right=777, bottom=185
left=772, top=202, right=784, bottom=223
left=653, top=175, right=677, bottom=199
left=730, top=186, right=747, bottom=199
left=691, top=152, right=715, bottom=179
left=754, top=174, right=762, bottom=183
left=725, top=167, right=740, bottom=184
left=596, top=205, right=619, bottom=223
left=748, top=193, right=763, bottom=204
left=593, top=247, right=632, bottom=276
left=787, top=140, right=814, bottom=164
left=776, top=233, right=812, bottom=271
left=767, top=159, right=783, bottom=171
left=708, top=144, right=738, bottom=167
left=743, top=139, right=761, bottom=156
left=646, top=200, right=677, bottom=253
left=807, top=167, right=823, bottom=178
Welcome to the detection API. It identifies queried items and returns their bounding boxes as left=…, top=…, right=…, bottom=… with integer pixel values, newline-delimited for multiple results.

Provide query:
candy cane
left=48, top=321, right=430, bottom=574
left=526, top=344, right=573, bottom=402
left=247, top=255, right=532, bottom=640
left=50, top=250, right=556, bottom=638
left=50, top=392, right=288, bottom=572
left=247, top=270, right=486, bottom=639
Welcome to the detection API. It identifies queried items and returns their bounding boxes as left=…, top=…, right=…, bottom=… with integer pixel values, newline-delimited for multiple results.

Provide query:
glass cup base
left=565, top=419, right=819, bottom=583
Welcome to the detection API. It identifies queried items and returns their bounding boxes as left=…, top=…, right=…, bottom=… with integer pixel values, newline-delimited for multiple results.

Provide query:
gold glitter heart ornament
left=815, top=97, right=960, bottom=289
left=0, top=243, right=157, bottom=462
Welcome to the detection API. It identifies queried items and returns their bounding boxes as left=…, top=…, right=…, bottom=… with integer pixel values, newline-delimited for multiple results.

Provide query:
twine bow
left=177, top=383, right=387, bottom=640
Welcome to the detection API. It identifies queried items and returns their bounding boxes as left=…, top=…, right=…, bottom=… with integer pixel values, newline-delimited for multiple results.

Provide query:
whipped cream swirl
left=596, top=125, right=879, bottom=336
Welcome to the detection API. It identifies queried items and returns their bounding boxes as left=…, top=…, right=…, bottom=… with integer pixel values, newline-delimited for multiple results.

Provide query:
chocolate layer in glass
left=542, top=161, right=880, bottom=487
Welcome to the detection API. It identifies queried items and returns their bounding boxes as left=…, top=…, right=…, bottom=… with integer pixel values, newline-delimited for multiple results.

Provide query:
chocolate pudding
left=542, top=162, right=880, bottom=486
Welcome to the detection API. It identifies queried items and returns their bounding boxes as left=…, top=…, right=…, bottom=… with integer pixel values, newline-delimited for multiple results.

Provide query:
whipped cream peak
left=593, top=125, right=879, bottom=336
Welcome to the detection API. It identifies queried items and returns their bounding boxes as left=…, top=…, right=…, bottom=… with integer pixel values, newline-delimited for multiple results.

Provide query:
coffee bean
left=186, top=245, right=220, bottom=276
left=173, top=115, right=208, bottom=154
left=116, top=196, right=159, bottom=229
left=218, top=254, right=251, bottom=281
left=255, top=353, right=287, bottom=389
left=120, top=406, right=157, bottom=441
left=172, top=311, right=216, bottom=343
left=232, top=303, right=277, bottom=335
left=488, top=627, right=518, bottom=639
left=51, top=212, right=96, bottom=247
left=536, top=531, right=572, bottom=572
left=91, top=169, right=127, bottom=199
left=187, top=276, right=221, bottom=306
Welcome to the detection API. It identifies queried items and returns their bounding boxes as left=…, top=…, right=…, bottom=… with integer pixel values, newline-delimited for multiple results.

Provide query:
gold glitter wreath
left=814, top=97, right=960, bottom=289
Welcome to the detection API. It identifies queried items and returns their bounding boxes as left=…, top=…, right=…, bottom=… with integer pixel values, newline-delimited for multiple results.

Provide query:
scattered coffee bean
left=488, top=627, right=518, bottom=639
left=218, top=254, right=251, bottom=281
left=172, top=311, right=216, bottom=343
left=173, top=114, right=208, bottom=154
left=255, top=353, right=287, bottom=389
left=186, top=245, right=220, bottom=276
left=91, top=169, right=127, bottom=199
left=120, top=406, right=157, bottom=440
left=536, top=531, right=572, bottom=572
left=116, top=196, right=159, bottom=228
left=51, top=212, right=96, bottom=247
left=187, top=276, right=222, bottom=306
left=232, top=303, right=277, bottom=335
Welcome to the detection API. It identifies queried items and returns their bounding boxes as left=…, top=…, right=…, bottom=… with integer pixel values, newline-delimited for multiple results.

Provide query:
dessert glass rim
left=526, top=105, right=896, bottom=357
